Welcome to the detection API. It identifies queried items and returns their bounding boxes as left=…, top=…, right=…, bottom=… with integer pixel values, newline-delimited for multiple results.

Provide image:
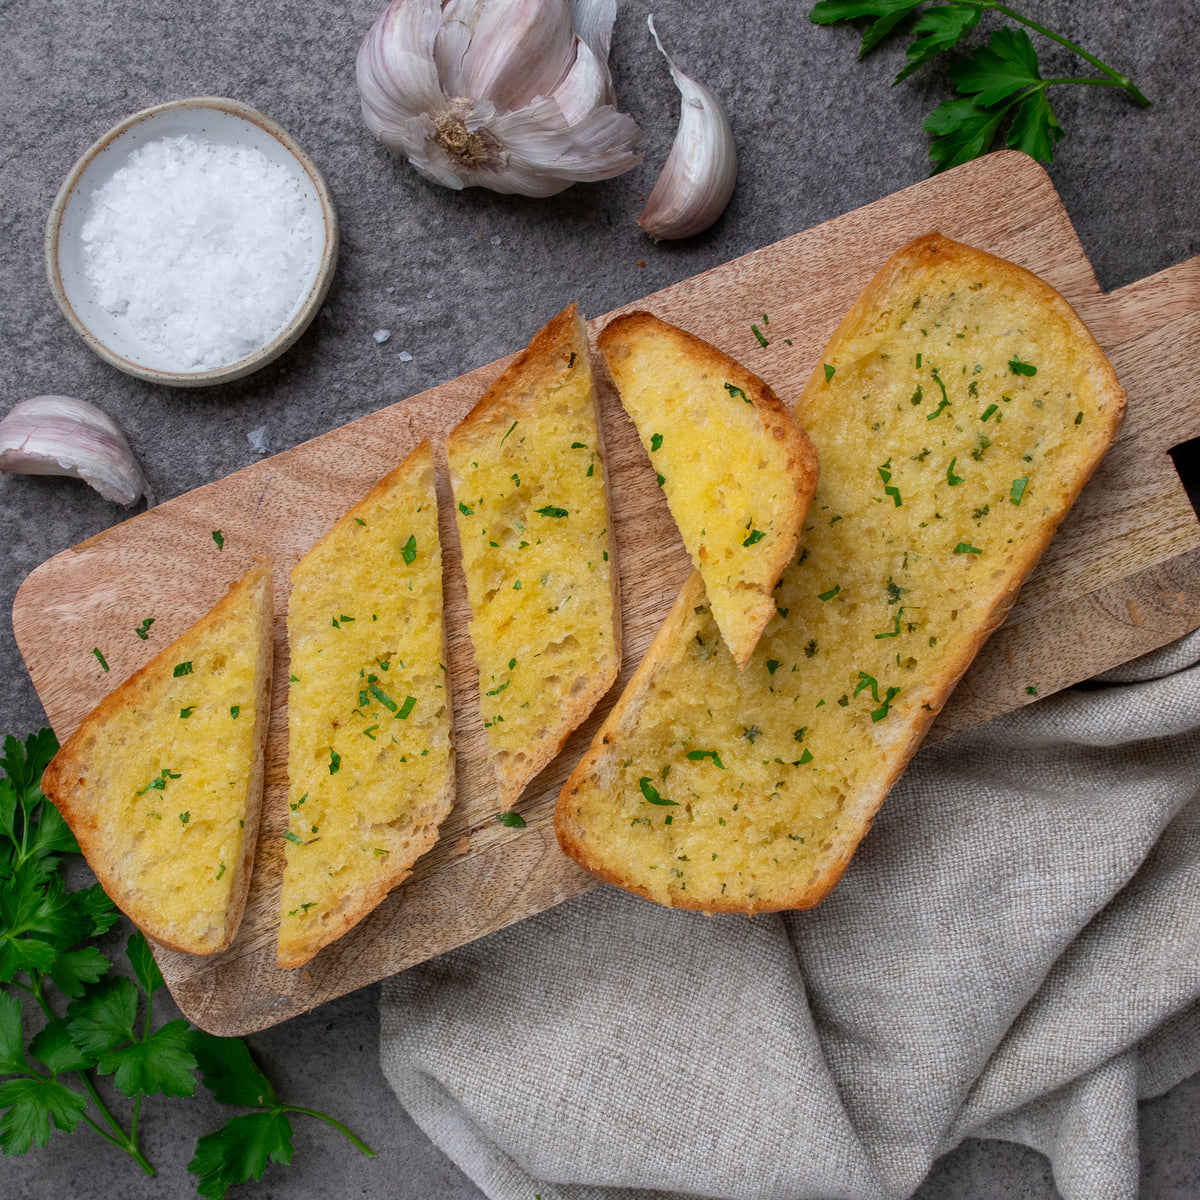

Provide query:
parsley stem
left=278, top=1106, right=378, bottom=1158
left=985, top=3, right=1151, bottom=106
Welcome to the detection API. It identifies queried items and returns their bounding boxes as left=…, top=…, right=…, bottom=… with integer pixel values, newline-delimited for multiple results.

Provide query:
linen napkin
left=380, top=629, right=1200, bottom=1200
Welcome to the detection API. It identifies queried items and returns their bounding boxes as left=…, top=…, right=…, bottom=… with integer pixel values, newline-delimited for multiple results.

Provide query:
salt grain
left=81, top=135, right=320, bottom=371
left=373, top=329, right=391, bottom=343
left=247, top=425, right=271, bottom=455
left=398, top=351, right=414, bottom=363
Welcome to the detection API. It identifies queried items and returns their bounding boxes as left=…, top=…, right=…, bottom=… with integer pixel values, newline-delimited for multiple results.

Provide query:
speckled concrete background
left=2, top=1, right=1197, bottom=1197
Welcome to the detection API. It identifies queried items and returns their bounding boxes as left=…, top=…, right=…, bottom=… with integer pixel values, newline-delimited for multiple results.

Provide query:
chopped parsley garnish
left=284, top=831, right=304, bottom=845
left=650, top=433, right=663, bottom=451
left=805, top=640, right=818, bottom=658
left=173, top=661, right=193, bottom=678
left=656, top=473, right=665, bottom=487
left=639, top=777, right=677, bottom=805
left=793, top=728, right=807, bottom=742
left=496, top=811, right=527, bottom=828
left=369, top=681, right=398, bottom=712
left=354, top=517, right=367, bottom=526
left=946, top=457, right=963, bottom=486
left=179, top=707, right=196, bottom=719
left=1010, top=476, right=1030, bottom=505
left=818, top=585, right=840, bottom=601
left=742, top=725, right=762, bottom=744
left=500, top=420, right=518, bottom=444
left=401, top=535, right=417, bottom=564
left=910, top=385, right=923, bottom=406
left=823, top=363, right=835, bottom=382
left=981, top=403, right=998, bottom=422
left=878, top=459, right=902, bottom=506
left=179, top=812, right=190, bottom=825
left=136, top=768, right=181, bottom=795
left=513, top=579, right=522, bottom=589
left=396, top=696, right=416, bottom=720
left=362, top=725, right=380, bottom=739
left=1009, top=356, right=1037, bottom=376
left=536, top=505, right=569, bottom=518
left=571, top=441, right=587, bottom=449
left=686, top=749, right=726, bottom=769
left=216, top=861, right=226, bottom=880
left=230, top=705, right=240, bottom=719
left=1075, top=411, right=1084, bottom=425
left=798, top=749, right=814, bottom=764
left=329, top=748, right=341, bottom=774
left=135, top=617, right=155, bottom=640
left=752, top=324, right=770, bottom=348
left=927, top=398, right=951, bottom=420
left=92, top=647, right=109, bottom=671
left=766, top=660, right=781, bottom=674
left=875, top=607, right=906, bottom=639
left=1026, top=686, right=1039, bottom=695
left=508, top=657, right=517, bottom=670
left=458, top=501, right=473, bottom=516
left=953, top=542, right=983, bottom=554
left=211, top=530, right=224, bottom=549
left=485, top=680, right=510, bottom=696
left=743, top=528, right=766, bottom=547
left=723, top=382, right=749, bottom=403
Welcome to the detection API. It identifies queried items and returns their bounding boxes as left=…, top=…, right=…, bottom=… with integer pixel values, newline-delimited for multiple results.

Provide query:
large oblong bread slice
left=278, top=439, right=453, bottom=969
left=41, top=562, right=274, bottom=955
left=557, top=233, right=1126, bottom=913
left=446, top=304, right=620, bottom=808
left=598, top=312, right=819, bottom=667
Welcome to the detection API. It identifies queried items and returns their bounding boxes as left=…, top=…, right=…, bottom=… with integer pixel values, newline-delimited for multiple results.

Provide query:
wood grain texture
left=13, top=151, right=1200, bottom=1034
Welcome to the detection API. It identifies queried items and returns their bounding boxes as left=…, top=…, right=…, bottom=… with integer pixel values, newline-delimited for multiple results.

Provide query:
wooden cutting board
left=14, top=151, right=1200, bottom=1035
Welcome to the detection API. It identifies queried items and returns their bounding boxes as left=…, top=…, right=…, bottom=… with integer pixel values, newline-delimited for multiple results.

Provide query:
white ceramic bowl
left=45, top=97, right=339, bottom=388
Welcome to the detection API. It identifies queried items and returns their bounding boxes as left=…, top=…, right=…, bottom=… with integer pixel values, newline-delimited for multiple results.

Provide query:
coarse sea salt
left=81, top=134, right=320, bottom=371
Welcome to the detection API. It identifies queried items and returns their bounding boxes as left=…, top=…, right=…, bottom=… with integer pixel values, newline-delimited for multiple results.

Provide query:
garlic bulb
left=638, top=16, right=737, bottom=240
left=0, top=396, right=153, bottom=507
left=357, top=0, right=642, bottom=197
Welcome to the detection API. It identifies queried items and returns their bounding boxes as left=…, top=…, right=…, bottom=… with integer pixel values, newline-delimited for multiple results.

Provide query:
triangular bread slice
left=41, top=562, right=274, bottom=955
left=278, top=439, right=453, bottom=969
left=598, top=312, right=818, bottom=666
left=558, top=234, right=1126, bottom=913
left=446, top=304, right=620, bottom=808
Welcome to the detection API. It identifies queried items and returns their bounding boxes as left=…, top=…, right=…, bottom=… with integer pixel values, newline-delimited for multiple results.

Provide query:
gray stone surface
left=1, top=1, right=1196, bottom=1197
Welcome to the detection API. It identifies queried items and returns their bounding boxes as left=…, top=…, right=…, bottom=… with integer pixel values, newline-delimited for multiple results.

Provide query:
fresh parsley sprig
left=808, top=1, right=1150, bottom=172
left=0, top=729, right=374, bottom=1195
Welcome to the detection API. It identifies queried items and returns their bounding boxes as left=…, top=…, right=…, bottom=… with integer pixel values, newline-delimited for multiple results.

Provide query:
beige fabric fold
left=380, top=629, right=1200, bottom=1200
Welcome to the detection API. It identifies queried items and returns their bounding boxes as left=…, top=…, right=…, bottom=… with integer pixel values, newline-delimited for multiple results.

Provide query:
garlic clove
left=0, top=395, right=153, bottom=507
left=551, top=34, right=610, bottom=123
left=454, top=0, right=577, bottom=113
left=358, top=0, right=446, bottom=131
left=638, top=16, right=738, bottom=241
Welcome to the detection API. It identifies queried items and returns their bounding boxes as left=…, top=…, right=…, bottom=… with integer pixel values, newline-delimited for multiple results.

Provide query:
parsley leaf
left=99, top=1019, right=197, bottom=1099
left=66, top=976, right=138, bottom=1057
left=189, top=1029, right=277, bottom=1107
left=0, top=991, right=27, bottom=1073
left=190, top=1109, right=295, bottom=1198
left=48, top=947, right=110, bottom=999
left=29, top=1018, right=94, bottom=1076
left=496, top=811, right=527, bottom=828
left=0, top=1077, right=87, bottom=1154
left=896, top=3, right=982, bottom=83
left=126, top=930, right=164, bottom=997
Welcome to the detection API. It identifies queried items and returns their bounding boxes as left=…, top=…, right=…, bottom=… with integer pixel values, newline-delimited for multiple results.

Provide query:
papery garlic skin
left=638, top=16, right=737, bottom=240
left=0, top=396, right=152, bottom=507
left=357, top=0, right=642, bottom=197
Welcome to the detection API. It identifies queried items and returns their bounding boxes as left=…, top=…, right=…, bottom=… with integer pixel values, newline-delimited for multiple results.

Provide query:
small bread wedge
left=41, top=562, right=274, bottom=955
left=558, top=233, right=1126, bottom=913
left=598, top=312, right=818, bottom=666
left=447, top=304, right=620, bottom=808
left=278, top=439, right=453, bottom=969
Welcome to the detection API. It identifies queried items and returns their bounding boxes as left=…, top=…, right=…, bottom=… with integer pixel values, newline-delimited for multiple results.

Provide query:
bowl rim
left=44, top=96, right=339, bottom=389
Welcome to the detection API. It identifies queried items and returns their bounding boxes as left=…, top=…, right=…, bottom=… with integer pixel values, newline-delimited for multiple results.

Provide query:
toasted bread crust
left=447, top=304, right=621, bottom=807
left=599, top=311, right=818, bottom=667
left=558, top=233, right=1126, bottom=913
left=42, top=562, right=274, bottom=954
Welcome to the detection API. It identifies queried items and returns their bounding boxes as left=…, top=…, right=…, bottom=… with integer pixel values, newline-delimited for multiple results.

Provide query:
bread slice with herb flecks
left=446, top=304, right=620, bottom=808
left=598, top=312, right=818, bottom=667
left=558, top=233, right=1125, bottom=914
left=278, top=438, right=453, bottom=970
left=41, top=562, right=274, bottom=955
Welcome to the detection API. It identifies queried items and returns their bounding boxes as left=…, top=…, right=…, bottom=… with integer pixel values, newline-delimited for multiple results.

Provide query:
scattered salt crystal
left=80, top=134, right=320, bottom=371
left=398, top=351, right=414, bottom=363
left=425, top=289, right=435, bottom=299
left=490, top=235, right=502, bottom=246
left=373, top=329, right=391, bottom=344
left=321, top=306, right=333, bottom=319
left=385, top=286, right=395, bottom=294
left=247, top=425, right=271, bottom=455
left=395, top=306, right=407, bottom=315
